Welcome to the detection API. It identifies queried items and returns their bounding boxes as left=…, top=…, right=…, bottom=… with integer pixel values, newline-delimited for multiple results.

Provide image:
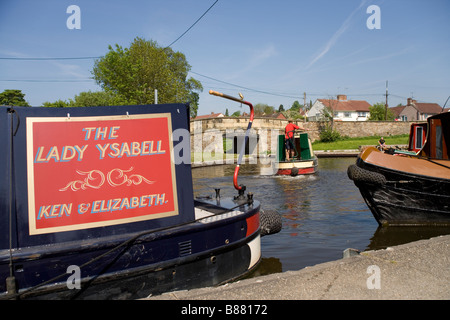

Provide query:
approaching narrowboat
left=348, top=111, right=450, bottom=226
left=0, top=100, right=280, bottom=299
left=276, top=132, right=318, bottom=176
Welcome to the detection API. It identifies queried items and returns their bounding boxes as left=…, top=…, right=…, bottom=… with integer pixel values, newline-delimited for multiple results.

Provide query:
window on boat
left=436, top=125, right=442, bottom=159
left=415, top=126, right=423, bottom=150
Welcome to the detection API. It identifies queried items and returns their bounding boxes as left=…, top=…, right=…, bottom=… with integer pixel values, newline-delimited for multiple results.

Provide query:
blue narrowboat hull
left=1, top=198, right=261, bottom=300
left=0, top=104, right=277, bottom=300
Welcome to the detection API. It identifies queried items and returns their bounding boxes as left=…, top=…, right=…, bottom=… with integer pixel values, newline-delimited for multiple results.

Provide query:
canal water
left=192, top=157, right=450, bottom=277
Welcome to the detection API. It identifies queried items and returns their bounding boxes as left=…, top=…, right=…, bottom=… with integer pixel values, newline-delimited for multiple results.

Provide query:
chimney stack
left=337, top=94, right=347, bottom=101
left=407, top=98, right=417, bottom=106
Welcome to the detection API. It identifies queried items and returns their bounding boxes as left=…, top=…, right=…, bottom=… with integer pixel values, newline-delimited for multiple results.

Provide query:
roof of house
left=262, top=112, right=286, bottom=119
left=317, top=98, right=371, bottom=112
left=413, top=102, right=442, bottom=114
left=399, top=99, right=442, bottom=115
left=194, top=112, right=224, bottom=120
left=389, top=105, right=406, bottom=117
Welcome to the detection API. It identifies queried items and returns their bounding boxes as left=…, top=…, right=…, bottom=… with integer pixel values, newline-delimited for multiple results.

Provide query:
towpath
left=145, top=235, right=450, bottom=300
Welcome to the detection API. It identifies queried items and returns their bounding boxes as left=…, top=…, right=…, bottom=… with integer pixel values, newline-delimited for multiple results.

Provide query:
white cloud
left=226, top=44, right=278, bottom=81
left=305, top=0, right=368, bottom=69
left=53, top=62, right=89, bottom=79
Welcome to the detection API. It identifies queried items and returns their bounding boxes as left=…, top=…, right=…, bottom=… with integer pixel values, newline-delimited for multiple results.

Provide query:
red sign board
left=26, top=113, right=178, bottom=235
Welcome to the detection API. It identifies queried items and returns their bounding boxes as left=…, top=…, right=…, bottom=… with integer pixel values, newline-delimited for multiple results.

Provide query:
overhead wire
left=0, top=0, right=438, bottom=103
left=165, top=0, right=219, bottom=48
left=0, top=56, right=100, bottom=61
left=0, top=79, right=94, bottom=82
left=0, top=1, right=219, bottom=85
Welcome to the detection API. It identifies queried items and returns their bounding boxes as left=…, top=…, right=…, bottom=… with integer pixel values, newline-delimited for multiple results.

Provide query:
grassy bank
left=312, top=134, right=409, bottom=151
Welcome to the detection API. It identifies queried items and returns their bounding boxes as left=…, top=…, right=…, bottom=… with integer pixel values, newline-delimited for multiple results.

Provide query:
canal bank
left=145, top=234, right=450, bottom=300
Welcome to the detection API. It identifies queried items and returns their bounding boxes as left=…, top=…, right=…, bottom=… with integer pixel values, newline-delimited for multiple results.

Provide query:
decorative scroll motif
left=59, top=167, right=154, bottom=191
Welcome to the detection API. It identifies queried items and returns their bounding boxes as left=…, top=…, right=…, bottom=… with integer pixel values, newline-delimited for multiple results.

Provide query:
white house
left=307, top=95, right=371, bottom=121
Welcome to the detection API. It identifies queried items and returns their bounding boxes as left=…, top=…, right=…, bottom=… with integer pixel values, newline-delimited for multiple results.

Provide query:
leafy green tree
left=254, top=103, right=274, bottom=116
left=186, top=78, right=202, bottom=118
left=0, top=89, right=30, bottom=106
left=253, top=103, right=266, bottom=116
left=291, top=100, right=302, bottom=111
left=369, top=102, right=395, bottom=120
left=283, top=100, right=305, bottom=120
left=263, top=105, right=275, bottom=115
left=70, top=90, right=125, bottom=107
left=319, top=122, right=341, bottom=142
left=92, top=37, right=203, bottom=109
left=41, top=99, right=70, bottom=108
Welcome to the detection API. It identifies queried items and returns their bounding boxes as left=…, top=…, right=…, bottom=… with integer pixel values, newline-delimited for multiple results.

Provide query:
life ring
left=259, top=209, right=282, bottom=236
left=347, top=164, right=386, bottom=186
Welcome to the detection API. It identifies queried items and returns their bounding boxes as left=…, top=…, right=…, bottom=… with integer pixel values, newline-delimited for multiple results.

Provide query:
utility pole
left=303, top=92, right=306, bottom=122
left=384, top=81, right=388, bottom=120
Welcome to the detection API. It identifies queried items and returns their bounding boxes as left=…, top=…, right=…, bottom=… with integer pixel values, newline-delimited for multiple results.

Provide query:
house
left=390, top=105, right=406, bottom=120
left=193, top=112, right=224, bottom=120
left=306, top=95, right=371, bottom=121
left=392, top=98, right=442, bottom=121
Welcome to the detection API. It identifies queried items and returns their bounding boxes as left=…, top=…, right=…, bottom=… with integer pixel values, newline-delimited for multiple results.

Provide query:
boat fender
left=347, top=164, right=386, bottom=186
left=290, top=167, right=299, bottom=177
left=260, top=209, right=282, bottom=236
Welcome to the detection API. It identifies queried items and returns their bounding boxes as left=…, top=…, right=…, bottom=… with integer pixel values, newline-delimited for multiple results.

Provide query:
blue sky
left=1, top=0, right=449, bottom=115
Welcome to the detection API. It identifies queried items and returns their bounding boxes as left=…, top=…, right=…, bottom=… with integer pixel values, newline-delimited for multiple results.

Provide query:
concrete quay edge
left=145, top=234, right=450, bottom=300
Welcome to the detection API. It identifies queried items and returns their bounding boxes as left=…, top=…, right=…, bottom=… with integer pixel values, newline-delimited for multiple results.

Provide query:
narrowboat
left=276, top=132, right=318, bottom=176
left=0, top=101, right=281, bottom=299
left=348, top=111, right=450, bottom=226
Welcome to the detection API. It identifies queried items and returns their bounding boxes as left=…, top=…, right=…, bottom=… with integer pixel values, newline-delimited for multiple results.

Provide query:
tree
left=186, top=78, right=202, bottom=118
left=254, top=103, right=274, bottom=116
left=41, top=99, right=70, bottom=108
left=317, top=97, right=340, bottom=142
left=284, top=100, right=304, bottom=120
left=369, top=102, right=395, bottom=120
left=0, top=89, right=30, bottom=106
left=70, top=90, right=124, bottom=107
left=291, top=100, right=302, bottom=111
left=92, top=37, right=203, bottom=108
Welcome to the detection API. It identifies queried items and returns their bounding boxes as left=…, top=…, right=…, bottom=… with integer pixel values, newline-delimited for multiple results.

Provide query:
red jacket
left=285, top=123, right=300, bottom=139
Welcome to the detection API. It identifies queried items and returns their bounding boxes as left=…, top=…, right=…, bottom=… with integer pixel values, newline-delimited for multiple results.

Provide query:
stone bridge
left=189, top=116, right=413, bottom=162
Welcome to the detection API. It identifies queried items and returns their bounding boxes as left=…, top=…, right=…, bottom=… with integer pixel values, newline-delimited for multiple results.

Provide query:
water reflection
left=192, top=158, right=450, bottom=275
